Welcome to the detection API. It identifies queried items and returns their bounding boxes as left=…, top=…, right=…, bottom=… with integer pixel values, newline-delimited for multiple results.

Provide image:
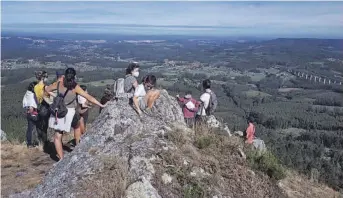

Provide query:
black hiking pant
left=36, top=101, right=50, bottom=145
left=26, top=114, right=36, bottom=146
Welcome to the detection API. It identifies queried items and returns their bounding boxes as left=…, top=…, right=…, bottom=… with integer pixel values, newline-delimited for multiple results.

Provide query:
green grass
left=247, top=150, right=286, bottom=181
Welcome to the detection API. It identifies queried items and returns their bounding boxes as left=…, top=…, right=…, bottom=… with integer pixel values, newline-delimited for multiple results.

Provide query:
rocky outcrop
left=12, top=89, right=284, bottom=198
left=14, top=90, right=185, bottom=198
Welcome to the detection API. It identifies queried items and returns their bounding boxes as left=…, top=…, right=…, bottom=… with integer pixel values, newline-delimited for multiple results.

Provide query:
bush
left=247, top=150, right=286, bottom=180
left=184, top=182, right=205, bottom=198
left=194, top=135, right=213, bottom=149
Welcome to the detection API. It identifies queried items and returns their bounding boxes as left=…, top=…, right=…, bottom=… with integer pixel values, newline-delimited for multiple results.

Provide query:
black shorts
left=80, top=110, right=89, bottom=125
left=71, top=112, right=81, bottom=128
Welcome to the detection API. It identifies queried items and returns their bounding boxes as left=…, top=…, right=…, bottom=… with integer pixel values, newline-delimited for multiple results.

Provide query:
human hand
left=100, top=103, right=107, bottom=108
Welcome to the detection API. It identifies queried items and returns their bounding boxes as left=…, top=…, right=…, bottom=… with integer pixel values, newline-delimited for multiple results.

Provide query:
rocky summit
left=11, top=90, right=284, bottom=198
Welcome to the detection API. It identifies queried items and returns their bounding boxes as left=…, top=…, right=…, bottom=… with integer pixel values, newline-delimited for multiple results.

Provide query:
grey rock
left=161, top=173, right=172, bottom=184
left=234, top=131, right=244, bottom=137
left=238, top=148, right=246, bottom=159
left=1, top=129, right=7, bottom=141
left=13, top=89, right=184, bottom=198
left=206, top=116, right=232, bottom=137
left=253, top=138, right=266, bottom=153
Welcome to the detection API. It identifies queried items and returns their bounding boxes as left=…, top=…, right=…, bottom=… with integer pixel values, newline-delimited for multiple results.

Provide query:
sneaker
left=143, top=108, right=154, bottom=116
left=27, top=145, right=36, bottom=149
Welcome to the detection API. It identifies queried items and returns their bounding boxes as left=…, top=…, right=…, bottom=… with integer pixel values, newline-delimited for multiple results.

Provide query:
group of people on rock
left=22, top=62, right=255, bottom=161
left=23, top=68, right=104, bottom=159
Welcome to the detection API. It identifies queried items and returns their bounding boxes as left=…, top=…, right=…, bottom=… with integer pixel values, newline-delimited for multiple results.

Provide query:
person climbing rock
left=245, top=118, right=255, bottom=144
left=176, top=91, right=200, bottom=128
left=34, top=70, right=50, bottom=150
left=45, top=68, right=106, bottom=160
left=22, top=81, right=39, bottom=148
left=124, top=62, right=140, bottom=95
left=133, top=74, right=160, bottom=116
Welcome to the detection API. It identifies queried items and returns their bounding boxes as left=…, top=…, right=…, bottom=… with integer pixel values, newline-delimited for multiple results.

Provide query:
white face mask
left=132, top=71, right=139, bottom=77
left=43, top=78, right=48, bottom=82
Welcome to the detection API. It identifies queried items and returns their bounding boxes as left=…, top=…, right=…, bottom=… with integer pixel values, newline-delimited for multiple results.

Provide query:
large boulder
left=15, top=90, right=185, bottom=198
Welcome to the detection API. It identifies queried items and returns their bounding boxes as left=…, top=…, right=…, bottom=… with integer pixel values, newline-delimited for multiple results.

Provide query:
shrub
left=247, top=150, right=286, bottom=180
left=194, top=135, right=213, bottom=149
left=184, top=182, right=205, bottom=198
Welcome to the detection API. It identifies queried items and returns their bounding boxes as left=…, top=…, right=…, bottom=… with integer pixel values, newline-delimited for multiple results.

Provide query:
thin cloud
left=2, top=1, right=343, bottom=37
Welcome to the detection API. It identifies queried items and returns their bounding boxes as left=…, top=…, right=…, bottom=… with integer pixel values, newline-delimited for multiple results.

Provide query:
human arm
left=74, top=85, right=106, bottom=108
left=133, top=96, right=142, bottom=115
left=176, top=95, right=185, bottom=103
left=133, top=80, right=138, bottom=89
left=45, top=82, right=58, bottom=93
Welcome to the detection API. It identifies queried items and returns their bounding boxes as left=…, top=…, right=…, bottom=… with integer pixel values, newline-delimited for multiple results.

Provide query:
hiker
left=196, top=79, right=218, bottom=124
left=245, top=118, right=255, bottom=144
left=176, top=91, right=200, bottom=127
left=77, top=85, right=91, bottom=134
left=45, top=68, right=106, bottom=160
left=34, top=70, right=50, bottom=149
left=133, top=75, right=160, bottom=116
left=124, top=62, right=140, bottom=95
left=44, top=71, right=65, bottom=104
left=23, top=81, right=39, bottom=148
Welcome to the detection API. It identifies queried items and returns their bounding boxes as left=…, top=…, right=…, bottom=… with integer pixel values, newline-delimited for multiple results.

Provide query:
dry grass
left=152, top=124, right=286, bottom=198
left=77, top=155, right=128, bottom=198
left=278, top=170, right=341, bottom=198
left=1, top=143, right=55, bottom=197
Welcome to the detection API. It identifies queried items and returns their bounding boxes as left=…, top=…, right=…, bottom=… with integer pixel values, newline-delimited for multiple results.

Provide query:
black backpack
left=49, top=82, right=71, bottom=118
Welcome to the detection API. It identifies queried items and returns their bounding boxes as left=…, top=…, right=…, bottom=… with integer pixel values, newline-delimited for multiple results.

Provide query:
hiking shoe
left=27, top=145, right=36, bottom=149
left=143, top=108, right=154, bottom=116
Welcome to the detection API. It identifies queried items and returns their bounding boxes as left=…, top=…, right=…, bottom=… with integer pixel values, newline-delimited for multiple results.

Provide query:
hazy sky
left=2, top=1, right=343, bottom=38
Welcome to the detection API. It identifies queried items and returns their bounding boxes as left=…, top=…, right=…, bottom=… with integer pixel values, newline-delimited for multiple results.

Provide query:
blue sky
left=2, top=1, right=343, bottom=38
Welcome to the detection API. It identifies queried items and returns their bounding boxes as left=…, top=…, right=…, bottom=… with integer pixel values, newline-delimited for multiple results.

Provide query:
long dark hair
left=143, top=75, right=157, bottom=89
left=125, top=62, right=140, bottom=75
left=63, top=68, right=77, bottom=90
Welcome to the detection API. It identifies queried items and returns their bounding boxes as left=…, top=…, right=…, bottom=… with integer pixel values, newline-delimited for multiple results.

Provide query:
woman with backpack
left=124, top=62, right=140, bottom=95
left=176, top=91, right=200, bottom=128
left=45, top=68, right=106, bottom=160
left=195, top=79, right=218, bottom=125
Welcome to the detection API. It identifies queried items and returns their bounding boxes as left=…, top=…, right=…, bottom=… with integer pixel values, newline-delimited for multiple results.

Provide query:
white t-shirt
left=77, top=95, right=87, bottom=105
left=185, top=100, right=195, bottom=110
left=134, top=84, right=146, bottom=98
left=197, top=89, right=211, bottom=116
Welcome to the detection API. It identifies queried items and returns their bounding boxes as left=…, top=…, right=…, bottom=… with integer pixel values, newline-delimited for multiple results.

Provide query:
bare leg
left=54, top=132, right=63, bottom=160
left=145, top=89, right=161, bottom=109
left=79, top=117, right=85, bottom=135
left=74, top=122, right=81, bottom=145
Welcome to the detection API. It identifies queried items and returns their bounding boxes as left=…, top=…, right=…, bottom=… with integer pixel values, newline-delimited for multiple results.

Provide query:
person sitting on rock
left=133, top=74, right=160, bottom=116
left=45, top=68, right=106, bottom=160
left=176, top=91, right=200, bottom=128
left=124, top=62, right=140, bottom=95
